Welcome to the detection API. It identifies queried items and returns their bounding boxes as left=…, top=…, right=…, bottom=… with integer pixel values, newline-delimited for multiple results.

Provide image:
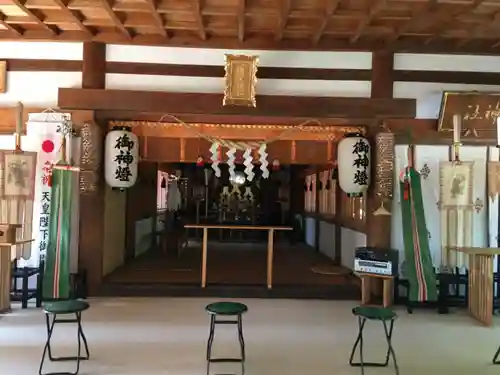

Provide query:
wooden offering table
left=0, top=234, right=34, bottom=313
left=449, top=246, right=500, bottom=326
left=356, top=273, right=394, bottom=308
left=184, top=224, right=293, bottom=289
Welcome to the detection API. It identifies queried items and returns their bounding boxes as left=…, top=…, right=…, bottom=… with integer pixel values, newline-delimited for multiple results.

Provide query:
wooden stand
left=451, top=247, right=500, bottom=326
left=358, top=273, right=394, bottom=308
left=0, top=236, right=34, bottom=313
left=184, top=224, right=293, bottom=289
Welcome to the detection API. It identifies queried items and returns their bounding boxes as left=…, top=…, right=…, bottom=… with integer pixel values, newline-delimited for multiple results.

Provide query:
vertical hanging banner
left=27, top=113, right=66, bottom=266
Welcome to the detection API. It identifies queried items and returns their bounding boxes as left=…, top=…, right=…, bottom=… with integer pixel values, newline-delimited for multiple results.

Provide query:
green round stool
left=39, top=300, right=90, bottom=375
left=349, top=306, right=399, bottom=375
left=205, top=302, right=247, bottom=375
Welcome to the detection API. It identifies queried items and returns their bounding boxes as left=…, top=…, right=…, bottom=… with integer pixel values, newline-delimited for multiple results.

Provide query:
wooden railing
left=184, top=224, right=293, bottom=289
left=451, top=247, right=500, bottom=326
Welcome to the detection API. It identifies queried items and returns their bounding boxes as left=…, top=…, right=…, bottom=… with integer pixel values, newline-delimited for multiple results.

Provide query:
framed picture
left=439, top=161, right=474, bottom=209
left=0, top=61, right=5, bottom=93
left=223, top=54, right=259, bottom=107
left=0, top=151, right=37, bottom=199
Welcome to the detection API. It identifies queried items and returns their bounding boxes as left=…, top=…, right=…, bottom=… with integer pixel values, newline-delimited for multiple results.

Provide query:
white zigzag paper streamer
left=226, top=147, right=236, bottom=179
left=243, top=148, right=255, bottom=181
left=210, top=142, right=221, bottom=178
left=259, top=143, right=269, bottom=179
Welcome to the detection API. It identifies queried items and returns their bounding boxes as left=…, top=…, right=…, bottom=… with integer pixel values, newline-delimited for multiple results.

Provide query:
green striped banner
left=43, top=163, right=73, bottom=300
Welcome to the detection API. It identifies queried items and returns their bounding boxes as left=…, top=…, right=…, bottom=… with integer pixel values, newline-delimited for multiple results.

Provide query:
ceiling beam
left=144, top=0, right=167, bottom=38
left=52, top=0, right=92, bottom=36
left=457, top=9, right=500, bottom=47
left=0, top=12, right=23, bottom=36
left=98, top=0, right=131, bottom=39
left=192, top=0, right=206, bottom=40
left=237, top=0, right=246, bottom=42
left=58, top=88, right=416, bottom=119
left=311, top=0, right=341, bottom=45
left=386, top=0, right=438, bottom=44
left=10, top=0, right=57, bottom=35
left=351, top=0, right=387, bottom=44
left=275, top=0, right=291, bottom=41
left=423, top=0, right=485, bottom=45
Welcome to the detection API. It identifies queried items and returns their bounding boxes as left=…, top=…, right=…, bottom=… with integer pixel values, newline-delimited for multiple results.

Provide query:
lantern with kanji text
left=337, top=133, right=371, bottom=196
left=104, top=127, right=139, bottom=189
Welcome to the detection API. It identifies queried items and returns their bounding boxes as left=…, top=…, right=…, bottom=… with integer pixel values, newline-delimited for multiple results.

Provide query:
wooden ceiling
left=1, top=0, right=500, bottom=54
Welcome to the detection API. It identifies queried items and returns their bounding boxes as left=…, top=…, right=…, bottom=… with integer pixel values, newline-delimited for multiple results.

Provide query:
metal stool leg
left=492, top=345, right=500, bottom=364
left=349, top=318, right=398, bottom=375
left=206, top=315, right=216, bottom=375
left=39, top=312, right=90, bottom=375
left=237, top=314, right=245, bottom=375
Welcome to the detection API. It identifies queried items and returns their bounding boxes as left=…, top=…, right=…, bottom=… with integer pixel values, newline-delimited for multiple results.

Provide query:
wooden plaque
left=0, top=61, right=5, bottom=93
left=438, top=91, right=500, bottom=132
left=223, top=54, right=258, bottom=107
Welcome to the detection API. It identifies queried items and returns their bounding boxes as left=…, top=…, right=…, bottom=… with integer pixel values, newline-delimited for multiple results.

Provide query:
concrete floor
left=1, top=298, right=499, bottom=375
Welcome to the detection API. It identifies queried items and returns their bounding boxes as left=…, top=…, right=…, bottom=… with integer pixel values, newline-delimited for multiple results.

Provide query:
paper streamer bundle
left=373, top=132, right=395, bottom=216
left=258, top=144, right=269, bottom=178
left=210, top=142, right=221, bottom=177
left=226, top=147, right=236, bottom=180
left=243, top=148, right=254, bottom=181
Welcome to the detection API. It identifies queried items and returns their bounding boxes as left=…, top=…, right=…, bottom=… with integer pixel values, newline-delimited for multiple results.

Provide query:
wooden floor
left=106, top=241, right=352, bottom=287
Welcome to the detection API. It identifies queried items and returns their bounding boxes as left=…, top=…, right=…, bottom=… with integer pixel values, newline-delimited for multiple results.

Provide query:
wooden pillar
left=78, top=43, right=106, bottom=295
left=367, top=51, right=394, bottom=248
left=366, top=52, right=395, bottom=296
left=314, top=170, right=320, bottom=252
left=82, top=42, right=106, bottom=90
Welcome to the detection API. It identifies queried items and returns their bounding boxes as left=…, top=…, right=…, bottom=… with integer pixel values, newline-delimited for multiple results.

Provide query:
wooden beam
left=387, top=0, right=438, bottom=43
left=311, top=0, right=341, bottom=45
left=192, top=0, right=206, bottom=41
left=351, top=0, right=387, bottom=44
left=98, top=0, right=131, bottom=39
left=82, top=42, right=106, bottom=89
left=10, top=0, right=57, bottom=35
left=58, top=88, right=416, bottom=118
left=371, top=51, right=393, bottom=98
left=458, top=9, right=500, bottom=47
left=237, top=0, right=246, bottom=42
left=144, top=0, right=167, bottom=38
left=275, top=0, right=291, bottom=41
left=424, top=0, right=485, bottom=45
left=0, top=12, right=23, bottom=36
left=51, top=0, right=92, bottom=36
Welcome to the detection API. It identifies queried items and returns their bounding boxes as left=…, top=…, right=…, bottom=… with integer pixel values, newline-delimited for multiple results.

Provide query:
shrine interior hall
left=3, top=0, right=500, bottom=374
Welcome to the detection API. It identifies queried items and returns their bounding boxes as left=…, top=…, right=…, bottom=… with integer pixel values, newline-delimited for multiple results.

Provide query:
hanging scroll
left=488, top=161, right=500, bottom=201
left=373, top=132, right=395, bottom=216
left=439, top=161, right=474, bottom=269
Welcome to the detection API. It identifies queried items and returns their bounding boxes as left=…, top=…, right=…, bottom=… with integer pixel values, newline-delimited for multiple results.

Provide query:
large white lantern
left=104, top=127, right=139, bottom=189
left=337, top=134, right=370, bottom=195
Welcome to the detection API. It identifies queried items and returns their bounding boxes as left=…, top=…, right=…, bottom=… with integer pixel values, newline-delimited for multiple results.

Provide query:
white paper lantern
left=104, top=127, right=139, bottom=189
left=338, top=134, right=370, bottom=195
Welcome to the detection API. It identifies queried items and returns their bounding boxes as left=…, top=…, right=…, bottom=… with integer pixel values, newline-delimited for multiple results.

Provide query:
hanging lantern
left=196, top=155, right=204, bottom=167
left=104, top=126, right=139, bottom=189
left=337, top=133, right=370, bottom=195
left=272, top=159, right=280, bottom=171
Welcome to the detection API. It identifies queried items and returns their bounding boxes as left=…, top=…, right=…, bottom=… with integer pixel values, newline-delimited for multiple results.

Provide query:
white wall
left=394, top=53, right=500, bottom=119
left=105, top=45, right=372, bottom=97
left=0, top=42, right=83, bottom=107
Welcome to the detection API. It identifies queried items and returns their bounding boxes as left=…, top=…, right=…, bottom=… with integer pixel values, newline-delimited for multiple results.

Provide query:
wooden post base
left=359, top=273, right=394, bottom=308
left=0, top=245, right=12, bottom=313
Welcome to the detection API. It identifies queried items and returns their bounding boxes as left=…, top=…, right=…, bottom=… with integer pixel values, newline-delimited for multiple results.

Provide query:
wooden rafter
left=52, top=0, right=92, bottom=36
left=423, top=0, right=485, bottom=45
left=237, top=0, right=246, bottom=42
left=386, top=0, right=438, bottom=43
left=10, top=0, right=57, bottom=35
left=458, top=9, right=500, bottom=47
left=98, top=0, right=131, bottom=39
left=350, top=0, right=387, bottom=44
left=144, top=0, right=167, bottom=38
left=0, top=12, right=22, bottom=36
left=275, top=0, right=291, bottom=41
left=192, top=0, right=206, bottom=41
left=311, top=0, right=341, bottom=45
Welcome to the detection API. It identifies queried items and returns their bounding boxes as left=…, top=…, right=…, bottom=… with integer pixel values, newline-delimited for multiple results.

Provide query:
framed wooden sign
left=438, top=91, right=500, bottom=132
left=0, top=61, right=5, bottom=93
left=223, top=54, right=258, bottom=107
